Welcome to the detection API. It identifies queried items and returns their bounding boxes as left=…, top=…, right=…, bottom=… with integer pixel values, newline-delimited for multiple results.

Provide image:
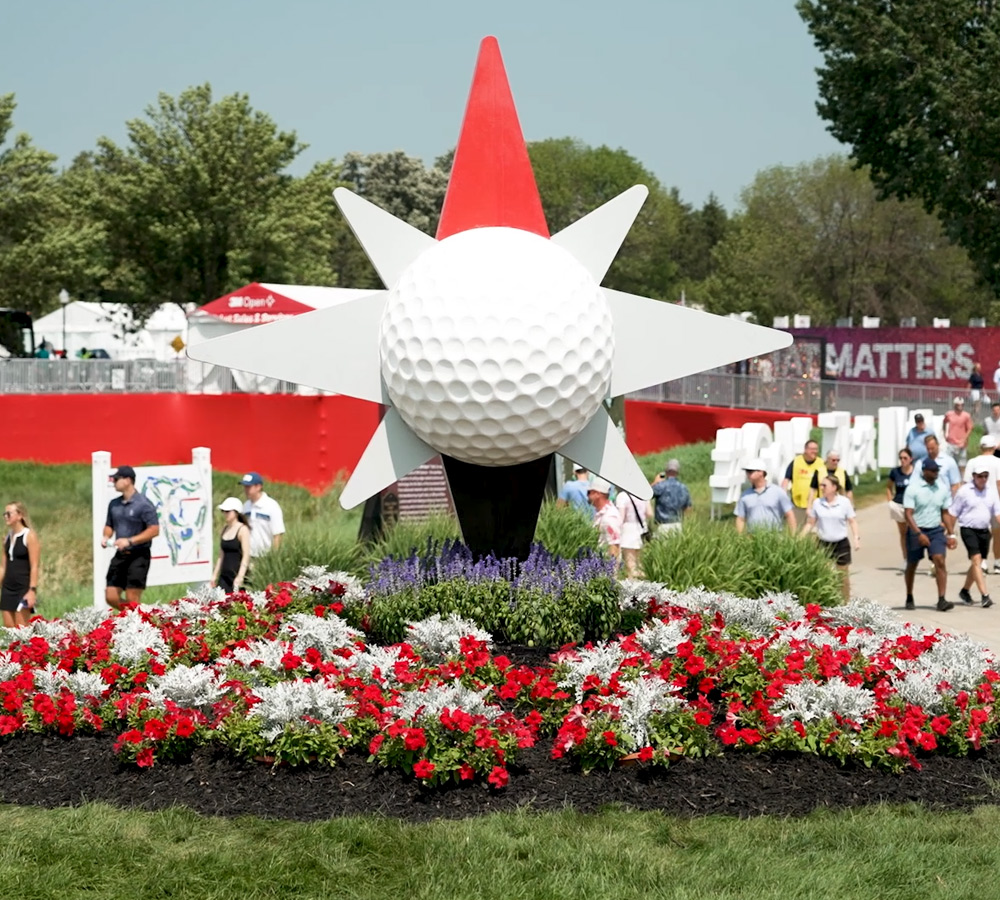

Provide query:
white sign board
left=92, top=448, right=213, bottom=607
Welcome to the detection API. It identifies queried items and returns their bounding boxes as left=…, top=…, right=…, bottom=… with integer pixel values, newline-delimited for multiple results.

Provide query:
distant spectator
left=76, top=347, right=93, bottom=360
left=0, top=502, right=40, bottom=628
left=241, top=472, right=285, bottom=558
left=985, top=402, right=1000, bottom=438
left=35, top=343, right=50, bottom=359
left=101, top=466, right=160, bottom=610
left=650, top=459, right=692, bottom=533
left=964, top=434, right=1000, bottom=575
left=781, top=439, right=824, bottom=528
left=211, top=498, right=251, bottom=593
left=943, top=396, right=974, bottom=467
left=969, top=362, right=986, bottom=417
left=557, top=465, right=594, bottom=517
left=735, top=458, right=796, bottom=534
left=905, top=414, right=935, bottom=461
left=587, top=477, right=621, bottom=562
left=806, top=449, right=854, bottom=509
left=615, top=489, right=648, bottom=578
left=801, top=475, right=860, bottom=603
left=919, top=435, right=961, bottom=496
left=887, top=448, right=916, bottom=572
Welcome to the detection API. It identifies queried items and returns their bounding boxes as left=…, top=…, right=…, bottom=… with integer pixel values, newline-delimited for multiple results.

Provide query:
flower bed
left=0, top=566, right=996, bottom=789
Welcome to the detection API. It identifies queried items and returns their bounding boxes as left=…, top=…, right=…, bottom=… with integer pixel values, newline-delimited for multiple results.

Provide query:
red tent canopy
left=197, top=283, right=314, bottom=324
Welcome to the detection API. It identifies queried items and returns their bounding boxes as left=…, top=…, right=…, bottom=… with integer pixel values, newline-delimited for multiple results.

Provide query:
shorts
left=819, top=537, right=851, bottom=566
left=960, top=526, right=991, bottom=560
left=619, top=522, right=645, bottom=551
left=106, top=551, right=151, bottom=590
left=906, top=526, right=947, bottom=564
left=888, top=501, right=906, bottom=524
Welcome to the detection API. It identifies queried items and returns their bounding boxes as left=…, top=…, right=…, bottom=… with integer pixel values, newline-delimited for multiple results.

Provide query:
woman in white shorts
left=886, top=448, right=915, bottom=569
left=615, top=490, right=648, bottom=579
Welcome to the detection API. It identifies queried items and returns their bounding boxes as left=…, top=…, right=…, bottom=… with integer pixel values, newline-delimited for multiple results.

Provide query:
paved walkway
left=851, top=501, right=1000, bottom=655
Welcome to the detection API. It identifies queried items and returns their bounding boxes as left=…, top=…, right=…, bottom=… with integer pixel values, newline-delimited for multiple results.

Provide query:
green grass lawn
left=0, top=802, right=997, bottom=899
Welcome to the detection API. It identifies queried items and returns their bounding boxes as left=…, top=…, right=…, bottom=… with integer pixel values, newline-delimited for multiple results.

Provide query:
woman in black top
left=210, top=498, right=251, bottom=593
left=0, top=502, right=40, bottom=627
left=886, top=449, right=915, bottom=570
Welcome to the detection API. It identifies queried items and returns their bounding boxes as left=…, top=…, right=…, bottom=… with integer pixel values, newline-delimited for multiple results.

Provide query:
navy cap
left=922, top=458, right=940, bottom=471
left=240, top=472, right=264, bottom=486
left=112, top=465, right=136, bottom=481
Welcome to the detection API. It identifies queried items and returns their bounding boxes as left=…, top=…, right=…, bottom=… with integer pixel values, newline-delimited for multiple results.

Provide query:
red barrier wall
left=2, top=394, right=381, bottom=494
left=624, top=400, right=809, bottom=455
left=2, top=394, right=791, bottom=492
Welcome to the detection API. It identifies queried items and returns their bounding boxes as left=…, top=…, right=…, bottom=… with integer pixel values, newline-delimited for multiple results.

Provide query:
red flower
left=487, top=766, right=509, bottom=788
left=173, top=718, right=197, bottom=738
left=602, top=730, right=618, bottom=747
left=930, top=715, right=952, bottom=736
left=403, top=727, right=426, bottom=751
left=693, top=710, right=712, bottom=727
left=638, top=746, right=654, bottom=762
left=135, top=747, right=155, bottom=768
left=368, top=734, right=385, bottom=755
left=413, top=759, right=435, bottom=780
left=458, top=763, right=475, bottom=781
left=143, top=719, right=169, bottom=741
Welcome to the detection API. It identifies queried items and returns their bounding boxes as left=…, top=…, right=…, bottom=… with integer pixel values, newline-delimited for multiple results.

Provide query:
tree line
left=0, top=82, right=994, bottom=329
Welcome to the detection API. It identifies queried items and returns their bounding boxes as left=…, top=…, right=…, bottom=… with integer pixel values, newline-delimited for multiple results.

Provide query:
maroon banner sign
left=790, top=327, right=1000, bottom=387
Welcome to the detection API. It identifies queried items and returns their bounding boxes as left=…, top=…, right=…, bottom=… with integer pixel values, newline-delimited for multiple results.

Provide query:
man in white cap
left=557, top=464, right=594, bottom=517
left=952, top=461, right=1000, bottom=608
left=943, top=396, right=973, bottom=467
left=735, top=458, right=796, bottom=534
left=964, top=434, right=1000, bottom=573
left=587, top=477, right=622, bottom=561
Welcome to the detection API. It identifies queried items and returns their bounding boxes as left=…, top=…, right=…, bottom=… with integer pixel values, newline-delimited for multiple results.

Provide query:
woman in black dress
left=210, top=497, right=251, bottom=593
left=0, top=502, right=40, bottom=627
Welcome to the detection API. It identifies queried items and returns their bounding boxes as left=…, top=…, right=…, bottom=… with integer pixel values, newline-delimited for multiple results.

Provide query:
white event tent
left=33, top=301, right=189, bottom=361
left=186, top=282, right=375, bottom=393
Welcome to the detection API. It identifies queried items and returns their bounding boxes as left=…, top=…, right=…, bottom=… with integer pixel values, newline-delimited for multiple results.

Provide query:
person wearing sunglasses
left=0, top=502, right=40, bottom=628
left=951, top=463, right=1000, bottom=609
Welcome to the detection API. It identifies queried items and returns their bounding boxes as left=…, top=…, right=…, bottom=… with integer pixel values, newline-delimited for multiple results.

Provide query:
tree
left=0, top=95, right=104, bottom=317
left=329, top=151, right=449, bottom=289
left=701, top=156, right=990, bottom=325
left=85, top=84, right=337, bottom=321
left=527, top=138, right=685, bottom=299
left=798, top=0, right=1000, bottom=294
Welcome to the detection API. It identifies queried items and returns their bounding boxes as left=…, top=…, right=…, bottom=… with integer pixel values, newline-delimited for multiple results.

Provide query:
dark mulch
left=1, top=733, right=999, bottom=823
left=1, top=643, right=998, bottom=823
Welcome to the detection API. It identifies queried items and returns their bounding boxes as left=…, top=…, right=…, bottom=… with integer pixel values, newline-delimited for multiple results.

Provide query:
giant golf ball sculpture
left=381, top=228, right=613, bottom=467
left=186, top=36, right=792, bottom=560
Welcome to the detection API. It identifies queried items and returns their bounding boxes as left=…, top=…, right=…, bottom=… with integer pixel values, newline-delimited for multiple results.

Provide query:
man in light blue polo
left=902, top=457, right=956, bottom=612
left=557, top=465, right=594, bottom=518
left=735, top=458, right=796, bottom=534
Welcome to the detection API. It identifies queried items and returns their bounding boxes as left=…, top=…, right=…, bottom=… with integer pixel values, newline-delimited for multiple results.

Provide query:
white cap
left=572, top=464, right=587, bottom=472
left=743, top=457, right=768, bottom=474
left=982, top=434, right=999, bottom=448
left=218, top=497, right=243, bottom=512
left=954, top=396, right=965, bottom=405
left=589, top=476, right=612, bottom=494
left=972, top=461, right=993, bottom=475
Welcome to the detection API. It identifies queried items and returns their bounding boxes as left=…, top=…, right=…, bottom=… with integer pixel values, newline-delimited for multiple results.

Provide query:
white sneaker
left=994, top=562, right=1000, bottom=575
left=983, top=561, right=990, bottom=573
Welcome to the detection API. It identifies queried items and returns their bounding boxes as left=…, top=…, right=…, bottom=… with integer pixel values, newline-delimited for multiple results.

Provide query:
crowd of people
left=5, top=467, right=286, bottom=618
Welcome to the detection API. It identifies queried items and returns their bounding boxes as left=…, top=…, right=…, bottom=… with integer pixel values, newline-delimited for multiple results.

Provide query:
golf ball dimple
left=379, top=227, right=614, bottom=466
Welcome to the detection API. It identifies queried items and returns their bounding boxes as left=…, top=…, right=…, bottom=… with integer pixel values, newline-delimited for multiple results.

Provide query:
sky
left=2, top=0, right=845, bottom=209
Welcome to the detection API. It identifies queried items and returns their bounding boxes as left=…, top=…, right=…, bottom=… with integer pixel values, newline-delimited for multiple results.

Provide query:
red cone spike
left=436, top=37, right=549, bottom=240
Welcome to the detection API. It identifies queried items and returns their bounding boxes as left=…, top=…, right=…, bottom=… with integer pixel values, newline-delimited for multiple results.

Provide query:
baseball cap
left=923, top=458, right=940, bottom=471
left=572, top=464, right=587, bottom=472
left=666, top=459, right=681, bottom=473
left=112, top=465, right=136, bottom=481
left=743, top=457, right=768, bottom=474
left=218, top=497, right=243, bottom=512
left=240, top=472, right=263, bottom=486
left=914, top=413, right=925, bottom=422
left=954, top=396, right=965, bottom=405
left=972, top=462, right=993, bottom=475
left=589, top=476, right=612, bottom=494
left=983, top=434, right=999, bottom=448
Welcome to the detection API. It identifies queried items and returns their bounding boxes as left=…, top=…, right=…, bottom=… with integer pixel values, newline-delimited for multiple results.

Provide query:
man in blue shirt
left=906, top=414, right=936, bottom=461
left=557, top=465, right=594, bottom=517
left=902, top=457, right=955, bottom=612
left=651, top=459, right=692, bottom=531
left=100, top=465, right=160, bottom=610
left=918, top=435, right=961, bottom=495
left=735, top=458, right=796, bottom=534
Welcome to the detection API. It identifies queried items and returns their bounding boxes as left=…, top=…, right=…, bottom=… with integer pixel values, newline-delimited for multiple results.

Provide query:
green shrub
left=533, top=500, right=601, bottom=558
left=641, top=518, right=843, bottom=607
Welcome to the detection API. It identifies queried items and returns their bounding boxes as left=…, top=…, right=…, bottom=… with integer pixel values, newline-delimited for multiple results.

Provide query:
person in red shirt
left=944, top=396, right=974, bottom=468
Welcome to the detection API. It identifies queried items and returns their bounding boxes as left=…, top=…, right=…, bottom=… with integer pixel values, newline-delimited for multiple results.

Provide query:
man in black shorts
left=101, top=466, right=160, bottom=610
